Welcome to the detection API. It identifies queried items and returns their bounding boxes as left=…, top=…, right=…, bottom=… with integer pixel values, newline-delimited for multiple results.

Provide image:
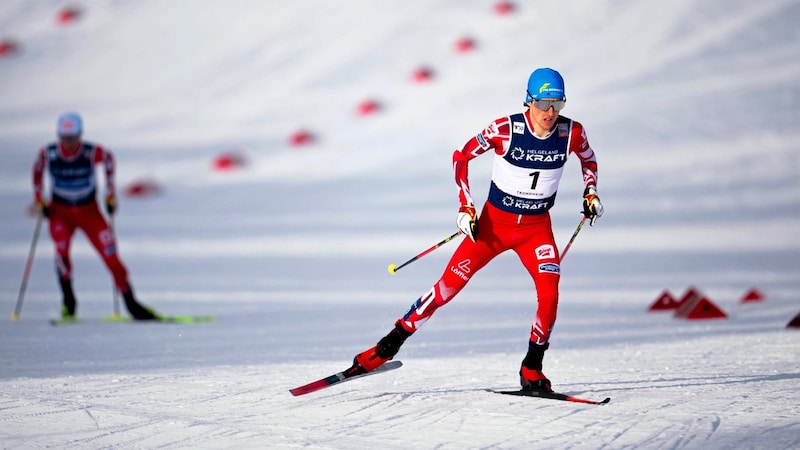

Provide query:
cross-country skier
left=352, top=68, right=603, bottom=392
left=32, top=112, right=158, bottom=320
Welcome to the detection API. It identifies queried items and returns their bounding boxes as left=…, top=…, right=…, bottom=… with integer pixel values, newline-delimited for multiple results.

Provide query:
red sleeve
left=94, top=145, right=116, bottom=197
left=568, top=121, right=598, bottom=189
left=32, top=147, right=47, bottom=203
left=452, top=116, right=510, bottom=207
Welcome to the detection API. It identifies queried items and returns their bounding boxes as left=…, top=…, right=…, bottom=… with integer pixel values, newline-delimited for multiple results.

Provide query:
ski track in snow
left=1, top=0, right=800, bottom=448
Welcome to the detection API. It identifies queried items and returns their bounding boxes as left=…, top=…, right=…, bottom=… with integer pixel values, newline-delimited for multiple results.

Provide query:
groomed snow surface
left=1, top=1, right=799, bottom=448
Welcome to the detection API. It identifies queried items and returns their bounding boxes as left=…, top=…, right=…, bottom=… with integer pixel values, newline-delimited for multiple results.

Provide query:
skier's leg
left=58, top=277, right=77, bottom=318
left=354, top=235, right=500, bottom=372
left=49, top=207, right=78, bottom=316
left=81, top=205, right=156, bottom=320
left=81, top=206, right=129, bottom=290
left=514, top=214, right=560, bottom=391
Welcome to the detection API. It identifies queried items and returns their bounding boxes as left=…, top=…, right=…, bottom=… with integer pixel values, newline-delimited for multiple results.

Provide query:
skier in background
left=32, top=112, right=158, bottom=321
left=351, top=68, right=603, bottom=392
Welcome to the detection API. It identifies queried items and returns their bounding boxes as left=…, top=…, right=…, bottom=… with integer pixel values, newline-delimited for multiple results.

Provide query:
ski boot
left=520, top=367, right=553, bottom=393
left=520, top=341, right=553, bottom=393
left=122, top=286, right=159, bottom=320
left=352, top=322, right=413, bottom=374
left=59, top=277, right=77, bottom=319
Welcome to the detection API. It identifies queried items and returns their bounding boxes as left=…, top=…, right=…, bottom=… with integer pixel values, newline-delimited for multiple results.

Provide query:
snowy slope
left=1, top=1, right=799, bottom=448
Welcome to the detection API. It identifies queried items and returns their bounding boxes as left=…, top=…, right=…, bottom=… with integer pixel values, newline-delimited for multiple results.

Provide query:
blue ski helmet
left=525, top=68, right=565, bottom=102
left=57, top=112, right=83, bottom=137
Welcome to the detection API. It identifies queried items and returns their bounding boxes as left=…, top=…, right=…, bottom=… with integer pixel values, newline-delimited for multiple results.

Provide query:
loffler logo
left=450, top=259, right=471, bottom=281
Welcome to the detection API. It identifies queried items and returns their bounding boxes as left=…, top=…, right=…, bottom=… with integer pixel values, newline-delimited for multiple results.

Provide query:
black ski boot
left=122, top=286, right=158, bottom=320
left=59, top=277, right=77, bottom=319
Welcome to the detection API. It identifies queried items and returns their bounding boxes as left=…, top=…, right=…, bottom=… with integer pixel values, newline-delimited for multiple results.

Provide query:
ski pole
left=559, top=217, right=586, bottom=262
left=12, top=214, right=44, bottom=321
left=109, top=215, right=120, bottom=318
left=112, top=286, right=120, bottom=318
left=388, top=230, right=462, bottom=275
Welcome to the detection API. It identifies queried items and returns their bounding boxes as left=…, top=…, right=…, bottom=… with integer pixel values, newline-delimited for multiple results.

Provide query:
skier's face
left=527, top=98, right=562, bottom=136
left=59, top=135, right=81, bottom=154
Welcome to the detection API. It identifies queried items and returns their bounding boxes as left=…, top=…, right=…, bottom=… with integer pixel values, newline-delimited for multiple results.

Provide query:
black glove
left=457, top=205, right=479, bottom=242
left=36, top=199, right=49, bottom=218
left=105, top=194, right=117, bottom=216
left=582, top=187, right=604, bottom=226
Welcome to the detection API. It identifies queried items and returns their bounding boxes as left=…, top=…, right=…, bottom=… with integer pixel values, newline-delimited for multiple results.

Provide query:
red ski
left=290, top=361, right=403, bottom=396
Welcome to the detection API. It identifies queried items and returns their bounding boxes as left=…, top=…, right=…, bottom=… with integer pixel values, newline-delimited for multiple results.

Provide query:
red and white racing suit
left=32, top=141, right=131, bottom=291
left=396, top=112, right=598, bottom=346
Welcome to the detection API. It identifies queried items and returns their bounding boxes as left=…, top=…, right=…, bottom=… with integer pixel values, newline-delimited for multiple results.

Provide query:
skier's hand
left=582, top=187, right=604, bottom=226
left=105, top=194, right=117, bottom=216
left=36, top=199, right=49, bottom=218
left=457, top=205, right=479, bottom=242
